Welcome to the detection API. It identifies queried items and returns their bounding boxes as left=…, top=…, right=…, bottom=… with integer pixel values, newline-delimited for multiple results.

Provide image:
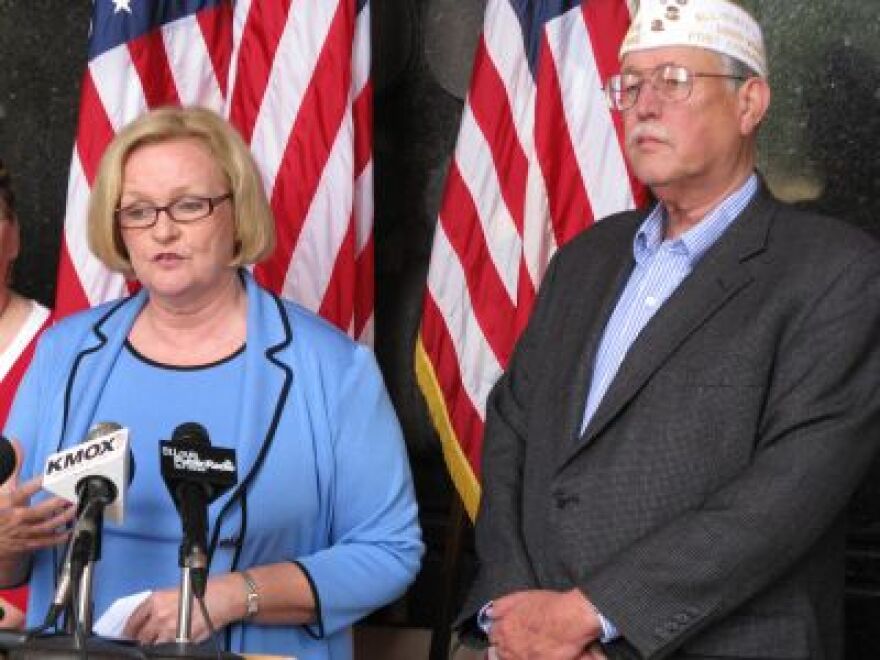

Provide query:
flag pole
left=429, top=493, right=469, bottom=660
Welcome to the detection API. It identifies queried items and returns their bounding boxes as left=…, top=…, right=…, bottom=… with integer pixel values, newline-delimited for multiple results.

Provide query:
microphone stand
left=75, top=559, right=96, bottom=637
left=176, top=545, right=207, bottom=643
left=150, top=426, right=240, bottom=659
left=2, top=518, right=143, bottom=659
left=69, top=477, right=114, bottom=638
left=146, top=540, right=239, bottom=659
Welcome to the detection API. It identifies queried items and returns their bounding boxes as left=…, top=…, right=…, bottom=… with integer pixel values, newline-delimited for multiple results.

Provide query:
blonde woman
left=0, top=108, right=422, bottom=658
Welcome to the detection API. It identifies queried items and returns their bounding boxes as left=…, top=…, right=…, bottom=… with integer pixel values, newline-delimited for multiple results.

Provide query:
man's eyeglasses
left=604, top=64, right=748, bottom=112
left=115, top=193, right=233, bottom=229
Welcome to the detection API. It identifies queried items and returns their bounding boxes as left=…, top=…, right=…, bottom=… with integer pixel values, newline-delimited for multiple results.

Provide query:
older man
left=457, top=1, right=880, bottom=659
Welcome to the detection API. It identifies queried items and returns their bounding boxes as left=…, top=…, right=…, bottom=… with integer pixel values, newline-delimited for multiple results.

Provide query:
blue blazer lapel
left=231, top=273, right=293, bottom=492
left=209, top=272, right=293, bottom=569
left=59, top=292, right=147, bottom=452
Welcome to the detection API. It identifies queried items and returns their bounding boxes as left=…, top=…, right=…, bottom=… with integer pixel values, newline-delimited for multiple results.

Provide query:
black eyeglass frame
left=604, top=64, right=748, bottom=112
left=114, top=193, right=233, bottom=229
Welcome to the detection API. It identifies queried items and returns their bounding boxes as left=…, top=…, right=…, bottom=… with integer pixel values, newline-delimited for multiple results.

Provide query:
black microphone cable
left=26, top=496, right=100, bottom=640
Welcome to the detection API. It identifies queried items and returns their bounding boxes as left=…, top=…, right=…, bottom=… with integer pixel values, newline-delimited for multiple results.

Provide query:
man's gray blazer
left=459, top=184, right=880, bottom=659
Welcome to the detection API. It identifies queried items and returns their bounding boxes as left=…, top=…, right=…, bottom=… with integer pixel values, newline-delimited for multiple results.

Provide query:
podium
left=0, top=631, right=259, bottom=659
left=0, top=632, right=293, bottom=659
left=1, top=633, right=143, bottom=659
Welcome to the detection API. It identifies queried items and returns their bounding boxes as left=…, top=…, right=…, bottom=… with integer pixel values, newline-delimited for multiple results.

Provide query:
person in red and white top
left=0, top=159, right=51, bottom=629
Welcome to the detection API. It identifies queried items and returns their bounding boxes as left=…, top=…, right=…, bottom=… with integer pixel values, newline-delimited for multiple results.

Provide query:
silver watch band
left=241, top=570, right=259, bottom=620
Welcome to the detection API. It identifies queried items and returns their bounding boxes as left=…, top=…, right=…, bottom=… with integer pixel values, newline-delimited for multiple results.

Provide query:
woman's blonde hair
left=88, top=105, right=275, bottom=274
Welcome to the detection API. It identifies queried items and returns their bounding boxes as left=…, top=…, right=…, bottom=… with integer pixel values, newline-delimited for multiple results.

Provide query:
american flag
left=56, top=0, right=374, bottom=342
left=416, top=0, right=646, bottom=519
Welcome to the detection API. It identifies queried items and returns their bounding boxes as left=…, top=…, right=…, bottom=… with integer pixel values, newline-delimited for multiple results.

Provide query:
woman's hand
left=123, top=575, right=246, bottom=645
left=123, top=563, right=317, bottom=645
left=0, top=440, right=74, bottom=581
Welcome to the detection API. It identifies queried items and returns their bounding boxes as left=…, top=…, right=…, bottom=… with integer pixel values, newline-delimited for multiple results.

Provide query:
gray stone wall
left=0, top=1, right=90, bottom=305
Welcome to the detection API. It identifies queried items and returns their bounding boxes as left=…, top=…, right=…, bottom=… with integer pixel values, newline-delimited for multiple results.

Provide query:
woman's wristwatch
left=240, top=570, right=260, bottom=620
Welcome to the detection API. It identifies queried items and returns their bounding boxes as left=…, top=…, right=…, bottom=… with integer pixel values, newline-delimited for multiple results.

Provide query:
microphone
left=0, top=435, right=16, bottom=484
left=42, top=423, right=135, bottom=629
left=160, top=422, right=237, bottom=596
left=42, top=422, right=133, bottom=524
left=160, top=422, right=236, bottom=643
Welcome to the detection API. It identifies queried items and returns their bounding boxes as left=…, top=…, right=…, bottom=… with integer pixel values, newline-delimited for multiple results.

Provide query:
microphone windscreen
left=86, top=421, right=122, bottom=441
left=161, top=422, right=237, bottom=508
left=0, top=436, right=16, bottom=484
left=171, top=422, right=209, bottom=446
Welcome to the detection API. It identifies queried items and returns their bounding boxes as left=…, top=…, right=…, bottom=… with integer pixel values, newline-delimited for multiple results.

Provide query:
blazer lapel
left=558, top=187, right=777, bottom=470
left=59, top=293, right=146, bottom=451
left=230, top=273, right=292, bottom=487
left=209, top=272, right=293, bottom=570
left=553, top=241, right=637, bottom=467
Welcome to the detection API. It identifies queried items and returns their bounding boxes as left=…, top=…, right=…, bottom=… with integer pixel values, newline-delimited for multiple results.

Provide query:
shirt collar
left=634, top=173, right=759, bottom=266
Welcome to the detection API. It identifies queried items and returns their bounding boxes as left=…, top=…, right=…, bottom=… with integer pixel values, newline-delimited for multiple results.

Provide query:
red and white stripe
left=56, top=1, right=372, bottom=343
left=417, top=0, right=645, bottom=519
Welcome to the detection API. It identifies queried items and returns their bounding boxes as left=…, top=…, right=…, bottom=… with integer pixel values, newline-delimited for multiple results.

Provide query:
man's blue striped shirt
left=581, top=173, right=759, bottom=434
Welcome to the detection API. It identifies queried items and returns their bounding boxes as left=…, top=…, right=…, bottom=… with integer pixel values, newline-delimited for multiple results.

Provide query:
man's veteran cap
left=620, top=0, right=767, bottom=78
